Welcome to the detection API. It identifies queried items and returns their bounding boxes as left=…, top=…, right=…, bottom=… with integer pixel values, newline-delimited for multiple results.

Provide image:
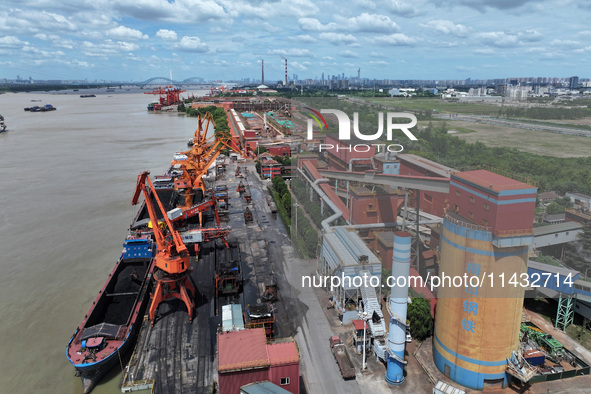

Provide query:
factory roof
left=217, top=328, right=269, bottom=372
left=539, top=191, right=559, bottom=201
left=376, top=231, right=395, bottom=247
left=532, top=221, right=582, bottom=236
left=240, top=381, right=291, bottom=394
left=267, top=340, right=299, bottom=366
left=218, top=329, right=299, bottom=373
left=528, top=260, right=580, bottom=278
left=352, top=319, right=367, bottom=331
left=349, top=185, right=402, bottom=196
left=452, top=170, right=535, bottom=193
left=324, top=227, right=381, bottom=266
left=398, top=153, right=453, bottom=178
left=566, top=192, right=591, bottom=199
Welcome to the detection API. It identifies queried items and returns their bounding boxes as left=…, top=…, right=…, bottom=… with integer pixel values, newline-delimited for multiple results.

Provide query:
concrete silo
left=433, top=170, right=537, bottom=390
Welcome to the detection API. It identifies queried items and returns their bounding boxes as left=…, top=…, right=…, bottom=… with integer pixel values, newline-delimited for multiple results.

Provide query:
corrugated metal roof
left=533, top=221, right=582, bottom=236
left=398, top=153, right=452, bottom=178
left=324, top=227, right=380, bottom=266
left=267, top=340, right=299, bottom=366
left=376, top=231, right=396, bottom=247
left=222, top=304, right=245, bottom=332
left=359, top=270, right=386, bottom=337
left=218, top=328, right=269, bottom=372
left=453, top=170, right=534, bottom=192
left=352, top=319, right=366, bottom=331
left=240, top=381, right=291, bottom=394
left=528, top=260, right=580, bottom=277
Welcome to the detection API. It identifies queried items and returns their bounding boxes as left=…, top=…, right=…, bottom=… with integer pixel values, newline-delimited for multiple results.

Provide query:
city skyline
left=1, top=0, right=590, bottom=82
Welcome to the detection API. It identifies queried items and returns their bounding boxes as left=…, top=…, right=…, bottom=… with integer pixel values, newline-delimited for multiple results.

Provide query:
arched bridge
left=136, top=77, right=208, bottom=88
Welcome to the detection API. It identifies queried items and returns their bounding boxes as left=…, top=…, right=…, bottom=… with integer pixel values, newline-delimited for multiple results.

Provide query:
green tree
left=407, top=297, right=433, bottom=341
left=272, top=176, right=287, bottom=197
left=255, top=146, right=268, bottom=155
left=546, top=202, right=565, bottom=214
left=563, top=222, right=591, bottom=273
left=282, top=193, right=292, bottom=215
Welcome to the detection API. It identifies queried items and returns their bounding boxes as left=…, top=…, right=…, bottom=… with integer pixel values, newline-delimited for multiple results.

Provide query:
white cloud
left=290, top=61, right=309, bottom=71
left=473, top=48, right=497, bottom=55
left=373, top=33, right=417, bottom=46
left=114, top=0, right=228, bottom=23
left=34, top=33, right=59, bottom=41
left=298, top=18, right=337, bottom=31
left=107, top=26, right=148, bottom=40
left=422, top=20, right=470, bottom=37
left=319, top=32, right=358, bottom=45
left=475, top=31, right=519, bottom=47
left=0, top=36, right=26, bottom=48
left=289, top=35, right=317, bottom=43
left=267, top=48, right=312, bottom=57
left=340, top=49, right=359, bottom=58
left=383, top=0, right=421, bottom=16
left=518, top=29, right=542, bottom=42
left=175, top=36, right=208, bottom=52
left=156, top=29, right=178, bottom=41
left=301, top=13, right=399, bottom=34
left=454, top=0, right=538, bottom=12
left=261, top=22, right=281, bottom=33
left=342, top=13, right=399, bottom=33
left=220, top=0, right=319, bottom=19
left=117, top=41, right=139, bottom=52
left=549, top=39, right=580, bottom=48
left=475, top=29, right=542, bottom=48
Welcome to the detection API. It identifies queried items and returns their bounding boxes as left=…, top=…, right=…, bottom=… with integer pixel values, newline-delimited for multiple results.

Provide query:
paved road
left=234, top=160, right=362, bottom=393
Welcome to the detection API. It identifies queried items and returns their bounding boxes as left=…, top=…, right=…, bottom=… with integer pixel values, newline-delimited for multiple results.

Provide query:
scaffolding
left=555, top=293, right=576, bottom=331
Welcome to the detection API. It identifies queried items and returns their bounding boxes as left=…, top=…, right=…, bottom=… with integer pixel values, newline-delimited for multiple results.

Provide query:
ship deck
left=121, top=160, right=295, bottom=393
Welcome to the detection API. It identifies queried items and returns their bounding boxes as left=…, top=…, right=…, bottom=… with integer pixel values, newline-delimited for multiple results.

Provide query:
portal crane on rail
left=170, top=112, right=250, bottom=209
left=132, top=171, right=194, bottom=326
left=144, top=85, right=186, bottom=108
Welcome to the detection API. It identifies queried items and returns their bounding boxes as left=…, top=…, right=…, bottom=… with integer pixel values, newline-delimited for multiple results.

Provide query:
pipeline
left=296, top=167, right=343, bottom=231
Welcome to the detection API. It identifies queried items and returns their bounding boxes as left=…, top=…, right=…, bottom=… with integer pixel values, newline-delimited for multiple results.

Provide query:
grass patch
left=365, top=97, right=502, bottom=116
left=566, top=324, right=591, bottom=352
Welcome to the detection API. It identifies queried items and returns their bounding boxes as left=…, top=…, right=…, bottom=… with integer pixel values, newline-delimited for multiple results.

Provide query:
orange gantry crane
left=132, top=171, right=195, bottom=326
left=144, top=85, right=186, bottom=108
left=170, top=112, right=249, bottom=209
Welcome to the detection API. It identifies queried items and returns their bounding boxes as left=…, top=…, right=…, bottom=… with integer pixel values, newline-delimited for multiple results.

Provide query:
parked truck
left=329, top=335, right=356, bottom=380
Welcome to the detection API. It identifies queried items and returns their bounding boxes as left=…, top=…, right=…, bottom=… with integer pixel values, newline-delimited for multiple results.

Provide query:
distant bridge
left=135, top=77, right=209, bottom=88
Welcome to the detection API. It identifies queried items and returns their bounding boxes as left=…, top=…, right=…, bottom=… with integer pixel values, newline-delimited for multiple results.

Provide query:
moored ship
left=66, top=236, right=155, bottom=393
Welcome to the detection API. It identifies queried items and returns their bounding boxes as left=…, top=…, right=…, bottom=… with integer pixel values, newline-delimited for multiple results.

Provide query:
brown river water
left=0, top=89, right=207, bottom=393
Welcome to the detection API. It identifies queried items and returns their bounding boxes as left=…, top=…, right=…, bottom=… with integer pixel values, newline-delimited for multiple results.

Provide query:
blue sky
left=1, top=0, right=590, bottom=82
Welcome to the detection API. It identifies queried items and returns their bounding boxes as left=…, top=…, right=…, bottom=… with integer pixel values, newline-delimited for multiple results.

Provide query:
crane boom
left=131, top=171, right=194, bottom=325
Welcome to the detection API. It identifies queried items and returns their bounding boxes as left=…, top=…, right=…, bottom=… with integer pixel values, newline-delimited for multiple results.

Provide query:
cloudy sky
left=1, top=0, right=590, bottom=82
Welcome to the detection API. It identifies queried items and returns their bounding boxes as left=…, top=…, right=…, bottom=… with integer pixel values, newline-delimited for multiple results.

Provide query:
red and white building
left=217, top=328, right=300, bottom=394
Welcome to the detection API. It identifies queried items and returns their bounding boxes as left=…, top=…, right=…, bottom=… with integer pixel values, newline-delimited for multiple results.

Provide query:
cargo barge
left=66, top=236, right=155, bottom=393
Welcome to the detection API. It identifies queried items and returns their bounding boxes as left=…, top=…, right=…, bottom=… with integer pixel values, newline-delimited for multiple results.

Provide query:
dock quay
left=121, top=160, right=295, bottom=393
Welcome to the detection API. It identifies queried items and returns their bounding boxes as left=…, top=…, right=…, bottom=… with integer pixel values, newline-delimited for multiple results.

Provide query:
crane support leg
left=149, top=273, right=196, bottom=326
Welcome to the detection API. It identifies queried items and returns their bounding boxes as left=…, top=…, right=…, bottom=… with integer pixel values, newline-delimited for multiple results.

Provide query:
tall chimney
left=261, top=60, right=264, bottom=85
left=385, top=231, right=411, bottom=385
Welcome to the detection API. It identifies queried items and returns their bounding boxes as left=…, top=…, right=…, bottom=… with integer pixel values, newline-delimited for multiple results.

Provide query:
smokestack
left=262, top=60, right=264, bottom=85
left=285, top=58, right=288, bottom=86
left=385, top=231, right=411, bottom=385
